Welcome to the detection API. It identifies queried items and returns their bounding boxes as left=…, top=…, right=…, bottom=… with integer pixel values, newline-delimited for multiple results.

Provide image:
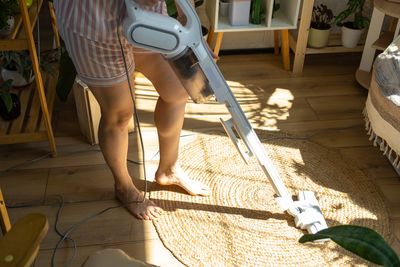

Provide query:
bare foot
left=155, top=166, right=210, bottom=196
left=115, top=186, right=163, bottom=220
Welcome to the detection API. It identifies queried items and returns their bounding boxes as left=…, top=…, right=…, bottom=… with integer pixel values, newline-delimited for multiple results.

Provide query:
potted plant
left=250, top=0, right=265, bottom=25
left=307, top=4, right=334, bottom=48
left=0, top=0, right=18, bottom=38
left=333, top=0, right=370, bottom=48
left=0, top=50, right=34, bottom=87
left=0, top=49, right=57, bottom=88
left=0, top=79, right=21, bottom=120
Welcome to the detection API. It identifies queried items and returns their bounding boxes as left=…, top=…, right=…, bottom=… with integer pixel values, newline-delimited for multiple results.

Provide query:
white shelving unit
left=205, top=0, right=301, bottom=32
left=204, top=0, right=300, bottom=70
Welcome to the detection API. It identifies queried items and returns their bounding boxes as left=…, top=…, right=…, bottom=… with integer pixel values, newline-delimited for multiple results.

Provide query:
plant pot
left=229, top=0, right=250, bottom=26
left=1, top=68, right=34, bottom=88
left=307, top=27, right=331, bottom=48
left=0, top=16, right=15, bottom=38
left=341, top=23, right=364, bottom=48
left=0, top=93, right=21, bottom=120
left=219, top=0, right=230, bottom=17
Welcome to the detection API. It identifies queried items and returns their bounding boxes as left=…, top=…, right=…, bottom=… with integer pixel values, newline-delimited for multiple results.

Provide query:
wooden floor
left=1, top=52, right=399, bottom=266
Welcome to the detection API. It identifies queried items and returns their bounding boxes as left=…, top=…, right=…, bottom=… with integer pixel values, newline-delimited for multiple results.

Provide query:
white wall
left=197, top=0, right=375, bottom=50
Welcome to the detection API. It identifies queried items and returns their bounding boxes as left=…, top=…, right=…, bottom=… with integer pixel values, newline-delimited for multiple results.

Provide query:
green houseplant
left=250, top=0, right=265, bottom=24
left=307, top=4, right=334, bottom=48
left=0, top=50, right=57, bottom=87
left=0, top=50, right=34, bottom=87
left=0, top=0, right=18, bottom=38
left=0, top=79, right=21, bottom=120
left=300, top=225, right=400, bottom=267
left=333, top=0, right=370, bottom=48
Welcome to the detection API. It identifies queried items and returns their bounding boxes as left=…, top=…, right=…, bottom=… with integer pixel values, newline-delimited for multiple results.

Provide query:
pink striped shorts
left=53, top=0, right=167, bottom=86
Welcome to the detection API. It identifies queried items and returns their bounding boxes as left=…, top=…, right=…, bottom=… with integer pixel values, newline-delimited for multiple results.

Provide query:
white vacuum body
left=123, top=0, right=328, bottom=235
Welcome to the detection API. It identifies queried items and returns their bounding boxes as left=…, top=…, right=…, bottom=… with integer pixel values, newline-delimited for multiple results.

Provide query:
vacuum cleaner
left=123, top=0, right=328, bottom=234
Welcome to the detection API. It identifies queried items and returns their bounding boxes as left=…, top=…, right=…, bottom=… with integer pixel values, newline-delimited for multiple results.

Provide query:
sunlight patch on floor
left=229, top=83, right=294, bottom=130
left=134, top=76, right=295, bottom=130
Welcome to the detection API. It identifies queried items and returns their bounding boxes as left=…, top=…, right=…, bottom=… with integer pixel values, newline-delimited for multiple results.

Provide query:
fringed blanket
left=364, top=36, right=400, bottom=171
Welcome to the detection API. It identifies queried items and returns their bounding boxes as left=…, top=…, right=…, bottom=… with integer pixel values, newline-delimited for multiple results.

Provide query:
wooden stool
left=0, top=187, right=48, bottom=267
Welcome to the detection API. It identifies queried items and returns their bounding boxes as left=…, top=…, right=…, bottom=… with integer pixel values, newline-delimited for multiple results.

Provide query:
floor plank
left=0, top=52, right=399, bottom=266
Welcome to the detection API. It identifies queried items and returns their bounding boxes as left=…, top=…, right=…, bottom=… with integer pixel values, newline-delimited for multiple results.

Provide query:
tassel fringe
left=363, top=107, right=400, bottom=171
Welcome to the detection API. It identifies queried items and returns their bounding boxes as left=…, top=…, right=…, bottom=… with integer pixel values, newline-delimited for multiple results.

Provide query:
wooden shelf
left=0, top=0, right=43, bottom=51
left=372, top=31, right=395, bottom=51
left=290, top=0, right=370, bottom=73
left=289, top=32, right=364, bottom=55
left=0, top=65, right=58, bottom=144
left=0, top=0, right=58, bottom=154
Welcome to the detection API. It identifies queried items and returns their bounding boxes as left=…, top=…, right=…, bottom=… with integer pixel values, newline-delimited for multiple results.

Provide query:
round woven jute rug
left=150, top=132, right=391, bottom=266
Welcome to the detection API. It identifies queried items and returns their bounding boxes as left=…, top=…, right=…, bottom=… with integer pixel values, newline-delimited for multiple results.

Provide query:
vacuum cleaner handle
left=123, top=0, right=201, bottom=57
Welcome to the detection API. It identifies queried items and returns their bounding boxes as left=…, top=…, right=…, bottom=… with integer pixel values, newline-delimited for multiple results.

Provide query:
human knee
left=102, top=108, right=134, bottom=129
left=160, top=86, right=189, bottom=104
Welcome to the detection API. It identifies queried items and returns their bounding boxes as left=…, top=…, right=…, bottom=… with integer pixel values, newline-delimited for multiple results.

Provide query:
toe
left=149, top=209, right=161, bottom=219
left=154, top=207, right=163, bottom=215
left=143, top=214, right=151, bottom=220
left=146, top=212, right=157, bottom=220
left=135, top=213, right=144, bottom=220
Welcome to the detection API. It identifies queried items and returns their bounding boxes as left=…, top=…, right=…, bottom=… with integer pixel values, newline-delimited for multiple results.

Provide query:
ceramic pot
left=0, top=16, right=15, bottom=38
left=307, top=27, right=331, bottom=48
left=219, top=0, right=230, bottom=17
left=1, top=68, right=34, bottom=88
left=341, top=24, right=364, bottom=48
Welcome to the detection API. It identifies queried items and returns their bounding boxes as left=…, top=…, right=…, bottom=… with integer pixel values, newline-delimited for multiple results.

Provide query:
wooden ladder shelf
left=0, top=0, right=59, bottom=156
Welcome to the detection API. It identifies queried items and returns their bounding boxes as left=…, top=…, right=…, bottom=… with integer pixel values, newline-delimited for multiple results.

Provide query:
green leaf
left=0, top=92, right=13, bottom=113
left=55, top=45, right=77, bottom=102
left=165, top=0, right=178, bottom=17
left=299, top=225, right=400, bottom=267
left=333, top=10, right=352, bottom=25
left=251, top=0, right=264, bottom=24
left=0, top=79, right=13, bottom=92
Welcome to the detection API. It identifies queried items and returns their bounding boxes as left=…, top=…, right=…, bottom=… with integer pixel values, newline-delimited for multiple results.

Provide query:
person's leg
left=89, top=77, right=163, bottom=220
left=134, top=52, right=210, bottom=196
